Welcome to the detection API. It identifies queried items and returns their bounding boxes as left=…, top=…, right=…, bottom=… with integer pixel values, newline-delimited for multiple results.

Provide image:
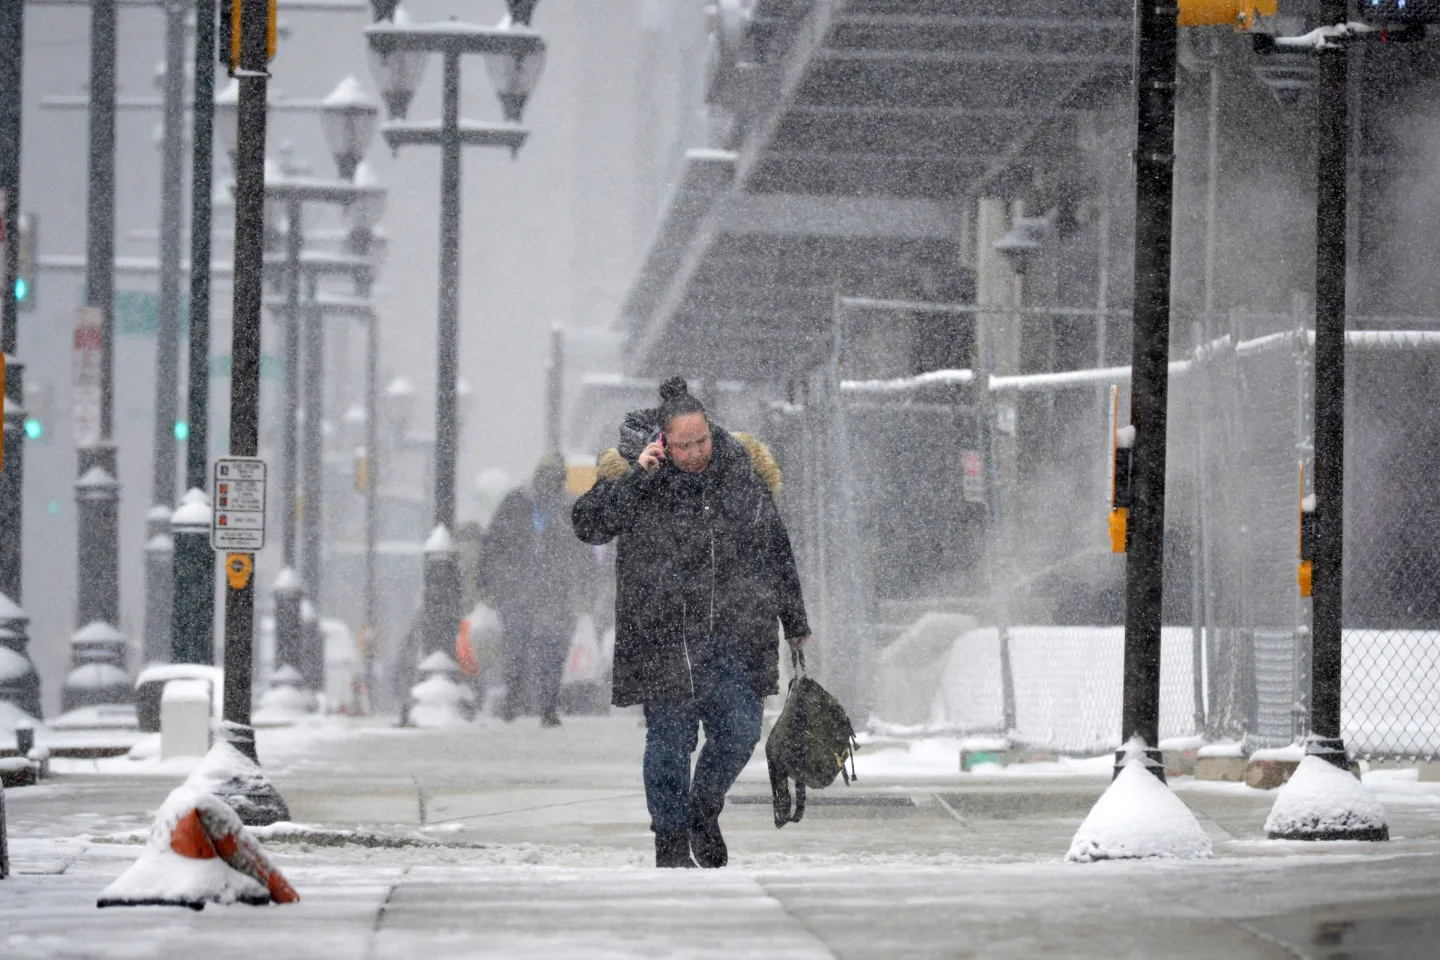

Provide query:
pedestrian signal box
left=1177, top=0, right=1277, bottom=28
left=219, top=0, right=278, bottom=74
left=1109, top=386, right=1133, bottom=554
left=1298, top=464, right=1315, bottom=598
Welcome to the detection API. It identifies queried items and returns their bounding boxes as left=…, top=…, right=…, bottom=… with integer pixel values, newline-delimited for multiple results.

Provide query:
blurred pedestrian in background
left=478, top=453, right=593, bottom=726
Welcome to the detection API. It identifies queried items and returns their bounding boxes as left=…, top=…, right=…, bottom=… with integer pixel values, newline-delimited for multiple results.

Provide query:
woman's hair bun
left=659, top=376, right=689, bottom=402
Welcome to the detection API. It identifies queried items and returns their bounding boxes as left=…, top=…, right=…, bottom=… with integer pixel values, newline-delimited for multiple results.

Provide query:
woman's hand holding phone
left=638, top=438, right=667, bottom=475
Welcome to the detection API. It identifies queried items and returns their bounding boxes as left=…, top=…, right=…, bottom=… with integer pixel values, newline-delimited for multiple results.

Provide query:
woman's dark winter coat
left=571, top=425, right=809, bottom=707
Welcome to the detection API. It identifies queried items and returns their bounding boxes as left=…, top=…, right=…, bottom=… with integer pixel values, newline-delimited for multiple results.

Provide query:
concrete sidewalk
left=4, top=715, right=1440, bottom=958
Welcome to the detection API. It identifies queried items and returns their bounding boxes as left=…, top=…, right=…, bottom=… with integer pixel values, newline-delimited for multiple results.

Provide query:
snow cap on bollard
left=187, top=729, right=292, bottom=827
left=1264, top=750, right=1389, bottom=841
left=1067, top=738, right=1213, bottom=863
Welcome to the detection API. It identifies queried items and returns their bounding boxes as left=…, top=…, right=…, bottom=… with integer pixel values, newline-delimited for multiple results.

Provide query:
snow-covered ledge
left=1067, top=738, right=1213, bottom=863
left=1265, top=742, right=1389, bottom=842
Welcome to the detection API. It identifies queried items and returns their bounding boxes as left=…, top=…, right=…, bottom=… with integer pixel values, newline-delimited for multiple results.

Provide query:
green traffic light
left=174, top=421, right=190, bottom=441
left=23, top=418, right=42, bottom=440
left=14, top=277, right=26, bottom=301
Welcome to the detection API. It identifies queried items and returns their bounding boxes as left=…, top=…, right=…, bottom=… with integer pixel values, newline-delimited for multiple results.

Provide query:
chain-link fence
left=784, top=297, right=1440, bottom=760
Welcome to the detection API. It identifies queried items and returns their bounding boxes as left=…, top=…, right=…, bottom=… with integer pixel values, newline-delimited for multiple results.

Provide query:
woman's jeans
left=642, top=656, right=763, bottom=835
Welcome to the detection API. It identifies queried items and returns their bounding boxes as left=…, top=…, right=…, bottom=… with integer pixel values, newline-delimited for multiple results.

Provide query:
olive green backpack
left=766, top=649, right=859, bottom=828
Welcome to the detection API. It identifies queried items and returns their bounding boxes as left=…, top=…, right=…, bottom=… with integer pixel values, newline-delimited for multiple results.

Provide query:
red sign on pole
left=73, top=306, right=103, bottom=446
left=961, top=449, right=986, bottom=505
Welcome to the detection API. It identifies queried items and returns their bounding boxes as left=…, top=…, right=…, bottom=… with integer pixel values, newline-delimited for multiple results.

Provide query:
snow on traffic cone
left=169, top=809, right=219, bottom=860
left=97, top=786, right=297, bottom=909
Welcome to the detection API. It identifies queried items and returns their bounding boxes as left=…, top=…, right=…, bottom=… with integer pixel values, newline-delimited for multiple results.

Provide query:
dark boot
left=689, top=797, right=727, bottom=868
left=655, top=832, right=696, bottom=868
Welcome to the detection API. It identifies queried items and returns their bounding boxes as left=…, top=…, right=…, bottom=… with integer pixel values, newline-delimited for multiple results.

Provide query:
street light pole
left=172, top=0, right=219, bottom=667
left=424, top=50, right=464, bottom=658
left=301, top=274, right=324, bottom=687
left=0, top=0, right=27, bottom=606
left=359, top=234, right=379, bottom=700
left=78, top=0, right=121, bottom=632
left=143, top=0, right=190, bottom=667
left=276, top=192, right=305, bottom=678
left=366, top=9, right=544, bottom=659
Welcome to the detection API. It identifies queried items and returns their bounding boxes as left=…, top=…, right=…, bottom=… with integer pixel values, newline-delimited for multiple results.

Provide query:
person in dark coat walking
left=572, top=378, right=810, bottom=868
left=479, top=453, right=590, bottom=726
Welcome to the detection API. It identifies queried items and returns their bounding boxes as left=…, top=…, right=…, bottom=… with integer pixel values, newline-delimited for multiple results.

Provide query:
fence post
left=1189, top=320, right=1208, bottom=736
left=979, top=362, right=1017, bottom=735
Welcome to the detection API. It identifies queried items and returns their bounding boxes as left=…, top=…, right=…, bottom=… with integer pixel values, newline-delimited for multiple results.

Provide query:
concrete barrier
left=1195, top=742, right=1247, bottom=782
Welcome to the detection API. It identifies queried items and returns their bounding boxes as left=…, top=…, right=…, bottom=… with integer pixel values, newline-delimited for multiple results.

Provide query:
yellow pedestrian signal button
left=226, top=553, right=254, bottom=589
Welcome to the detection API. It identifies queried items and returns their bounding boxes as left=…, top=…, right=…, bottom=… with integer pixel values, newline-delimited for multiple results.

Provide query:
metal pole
left=0, top=0, right=26, bottom=607
left=1191, top=58, right=1222, bottom=737
left=1308, top=0, right=1348, bottom=768
left=348, top=223, right=379, bottom=702
left=301, top=283, right=324, bottom=689
left=1117, top=0, right=1178, bottom=780
left=363, top=250, right=379, bottom=701
left=78, top=0, right=121, bottom=632
left=282, top=200, right=302, bottom=569
left=143, top=0, right=189, bottom=667
left=423, top=50, right=462, bottom=656
left=544, top=326, right=563, bottom=451
left=1190, top=319, right=1207, bottom=735
left=151, top=0, right=186, bottom=511
left=435, top=51, right=461, bottom=533
left=173, top=0, right=218, bottom=665
left=224, top=0, right=270, bottom=748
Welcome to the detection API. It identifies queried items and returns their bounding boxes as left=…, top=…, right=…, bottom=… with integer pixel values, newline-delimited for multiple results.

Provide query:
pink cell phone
left=657, top=431, right=667, bottom=455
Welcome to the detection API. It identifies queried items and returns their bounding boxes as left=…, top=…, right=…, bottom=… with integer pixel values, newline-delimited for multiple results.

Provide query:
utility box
left=160, top=679, right=213, bottom=760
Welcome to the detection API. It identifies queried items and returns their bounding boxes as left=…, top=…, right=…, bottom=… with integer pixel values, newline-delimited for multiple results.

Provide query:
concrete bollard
left=160, top=679, right=213, bottom=760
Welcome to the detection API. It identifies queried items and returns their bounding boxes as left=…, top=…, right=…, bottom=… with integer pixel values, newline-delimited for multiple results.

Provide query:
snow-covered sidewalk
left=5, top=715, right=1440, bottom=958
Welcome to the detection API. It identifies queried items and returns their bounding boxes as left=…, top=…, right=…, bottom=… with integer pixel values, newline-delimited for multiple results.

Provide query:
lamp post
left=141, top=0, right=189, bottom=670
left=295, top=77, right=378, bottom=659
left=65, top=0, right=125, bottom=713
left=342, top=161, right=386, bottom=703
left=366, top=3, right=545, bottom=658
left=256, top=174, right=377, bottom=688
left=0, top=0, right=41, bottom=723
left=172, top=0, right=219, bottom=669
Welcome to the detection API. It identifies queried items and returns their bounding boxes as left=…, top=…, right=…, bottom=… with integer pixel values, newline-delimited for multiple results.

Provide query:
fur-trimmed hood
left=596, top=430, right=782, bottom=496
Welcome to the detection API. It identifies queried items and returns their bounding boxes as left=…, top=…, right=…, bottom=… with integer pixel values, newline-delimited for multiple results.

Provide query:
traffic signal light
left=14, top=213, right=35, bottom=312
left=218, top=0, right=277, bottom=75
left=1177, top=0, right=1277, bottom=28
